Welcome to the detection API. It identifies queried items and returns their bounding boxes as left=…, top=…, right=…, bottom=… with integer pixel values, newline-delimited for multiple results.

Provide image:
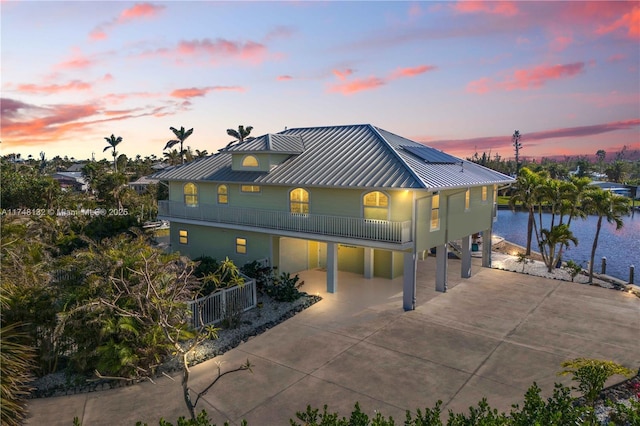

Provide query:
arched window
left=242, top=155, right=259, bottom=167
left=218, top=184, right=228, bottom=204
left=363, top=191, right=389, bottom=220
left=184, top=182, right=198, bottom=207
left=290, top=188, right=309, bottom=214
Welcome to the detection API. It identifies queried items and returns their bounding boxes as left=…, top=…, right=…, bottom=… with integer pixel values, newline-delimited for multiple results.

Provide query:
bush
left=263, top=272, right=305, bottom=302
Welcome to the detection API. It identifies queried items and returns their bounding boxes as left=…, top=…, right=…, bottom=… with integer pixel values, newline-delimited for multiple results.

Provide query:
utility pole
left=512, top=130, right=522, bottom=176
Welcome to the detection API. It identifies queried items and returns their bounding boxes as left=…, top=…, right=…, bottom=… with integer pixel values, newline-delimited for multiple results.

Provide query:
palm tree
left=509, top=167, right=542, bottom=255
left=226, top=125, right=253, bottom=148
left=512, top=130, right=522, bottom=175
left=582, top=188, right=630, bottom=283
left=163, top=149, right=181, bottom=166
left=164, top=126, right=193, bottom=164
left=539, top=224, right=578, bottom=273
left=195, top=149, right=208, bottom=159
left=103, top=134, right=123, bottom=172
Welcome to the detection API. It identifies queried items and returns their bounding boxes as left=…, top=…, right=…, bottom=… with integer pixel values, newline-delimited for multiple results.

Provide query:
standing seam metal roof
left=153, top=124, right=513, bottom=189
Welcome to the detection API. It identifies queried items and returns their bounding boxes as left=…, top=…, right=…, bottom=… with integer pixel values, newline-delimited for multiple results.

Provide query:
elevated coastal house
left=155, top=124, right=513, bottom=310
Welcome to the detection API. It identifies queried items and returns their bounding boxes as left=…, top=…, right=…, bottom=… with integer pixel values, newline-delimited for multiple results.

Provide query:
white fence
left=187, top=277, right=257, bottom=328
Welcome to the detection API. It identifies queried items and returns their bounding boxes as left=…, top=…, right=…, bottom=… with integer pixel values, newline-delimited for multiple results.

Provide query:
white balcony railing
left=158, top=200, right=411, bottom=244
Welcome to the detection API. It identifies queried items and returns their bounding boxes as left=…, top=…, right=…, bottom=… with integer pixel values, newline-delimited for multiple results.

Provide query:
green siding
left=338, top=245, right=364, bottom=274
left=374, top=250, right=392, bottom=278
left=170, top=224, right=271, bottom=265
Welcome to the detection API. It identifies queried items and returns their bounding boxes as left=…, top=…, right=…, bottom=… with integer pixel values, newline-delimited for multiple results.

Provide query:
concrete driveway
left=26, top=258, right=640, bottom=425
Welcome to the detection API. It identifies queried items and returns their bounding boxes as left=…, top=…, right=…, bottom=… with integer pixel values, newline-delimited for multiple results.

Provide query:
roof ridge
left=368, top=125, right=427, bottom=189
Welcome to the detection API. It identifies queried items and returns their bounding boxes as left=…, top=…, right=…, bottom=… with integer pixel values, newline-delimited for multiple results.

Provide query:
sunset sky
left=1, top=1, right=639, bottom=163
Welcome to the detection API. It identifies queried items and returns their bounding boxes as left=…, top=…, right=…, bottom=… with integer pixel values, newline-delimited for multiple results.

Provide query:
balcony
left=158, top=200, right=412, bottom=244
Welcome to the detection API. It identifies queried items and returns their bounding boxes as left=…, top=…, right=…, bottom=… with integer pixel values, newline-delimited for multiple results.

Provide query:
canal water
left=493, top=209, right=639, bottom=282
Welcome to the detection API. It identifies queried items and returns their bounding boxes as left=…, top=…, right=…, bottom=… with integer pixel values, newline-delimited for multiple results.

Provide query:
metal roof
left=225, top=134, right=304, bottom=154
left=153, top=124, right=514, bottom=189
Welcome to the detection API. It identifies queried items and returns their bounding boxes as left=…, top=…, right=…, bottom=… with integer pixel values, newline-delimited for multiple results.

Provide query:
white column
left=326, top=242, right=338, bottom=293
left=482, top=225, right=492, bottom=268
left=461, top=234, right=472, bottom=278
left=436, top=244, right=448, bottom=292
left=403, top=252, right=417, bottom=311
left=364, top=247, right=374, bottom=279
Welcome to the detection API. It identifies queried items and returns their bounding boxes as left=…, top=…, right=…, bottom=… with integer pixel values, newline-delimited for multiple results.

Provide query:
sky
left=1, top=0, right=639, bottom=163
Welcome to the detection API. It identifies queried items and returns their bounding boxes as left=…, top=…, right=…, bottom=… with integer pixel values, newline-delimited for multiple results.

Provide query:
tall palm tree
left=226, top=125, right=253, bottom=148
left=164, top=126, right=193, bottom=165
left=195, top=149, right=208, bottom=159
left=508, top=167, right=542, bottom=255
left=582, top=188, right=630, bottom=283
left=103, top=134, right=122, bottom=172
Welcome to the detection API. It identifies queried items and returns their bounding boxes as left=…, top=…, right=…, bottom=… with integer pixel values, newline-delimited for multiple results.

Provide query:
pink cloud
left=607, top=53, right=626, bottom=62
left=329, top=77, right=385, bottom=95
left=55, top=51, right=96, bottom=70
left=597, top=5, right=640, bottom=38
left=17, top=80, right=92, bottom=94
left=453, top=1, right=518, bottom=17
left=549, top=33, right=573, bottom=52
left=332, top=68, right=354, bottom=80
left=389, top=65, right=436, bottom=79
left=277, top=75, right=293, bottom=81
left=169, top=86, right=245, bottom=99
left=426, top=119, right=640, bottom=155
left=408, top=3, right=422, bottom=18
left=504, top=62, right=585, bottom=90
left=466, top=77, right=491, bottom=94
left=468, top=62, right=586, bottom=94
left=118, top=2, right=165, bottom=22
left=90, top=2, right=165, bottom=41
left=176, top=38, right=268, bottom=64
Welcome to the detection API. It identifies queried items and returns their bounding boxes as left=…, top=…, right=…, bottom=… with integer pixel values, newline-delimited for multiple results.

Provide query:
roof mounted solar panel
left=401, top=145, right=461, bottom=164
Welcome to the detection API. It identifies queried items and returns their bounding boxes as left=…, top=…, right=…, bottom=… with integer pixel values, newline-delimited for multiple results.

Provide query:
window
left=290, top=188, right=309, bottom=214
left=218, top=184, right=228, bottom=204
left=241, top=185, right=261, bottom=193
left=430, top=194, right=440, bottom=230
left=236, top=237, right=247, bottom=254
left=179, top=229, right=188, bottom=244
left=363, top=191, right=389, bottom=220
left=482, top=186, right=488, bottom=202
left=242, top=155, right=259, bottom=167
left=184, top=183, right=198, bottom=207
left=465, top=188, right=470, bottom=211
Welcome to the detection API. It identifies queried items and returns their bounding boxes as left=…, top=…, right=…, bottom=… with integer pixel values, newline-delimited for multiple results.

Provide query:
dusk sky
left=1, top=1, right=639, bottom=163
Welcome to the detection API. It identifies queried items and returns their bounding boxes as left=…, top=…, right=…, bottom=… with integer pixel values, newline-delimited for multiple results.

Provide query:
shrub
left=263, top=272, right=305, bottom=302
left=563, top=260, right=583, bottom=282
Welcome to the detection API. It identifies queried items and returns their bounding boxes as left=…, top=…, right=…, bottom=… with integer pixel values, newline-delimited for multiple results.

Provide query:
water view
left=493, top=209, right=640, bottom=282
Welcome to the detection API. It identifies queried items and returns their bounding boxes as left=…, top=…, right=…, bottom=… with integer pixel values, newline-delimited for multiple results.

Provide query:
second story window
left=184, top=182, right=198, bottom=207
left=218, top=184, right=228, bottom=204
left=363, top=191, right=388, bottom=220
left=241, top=185, right=261, bottom=193
left=242, top=155, right=259, bottom=167
left=290, top=188, right=309, bottom=214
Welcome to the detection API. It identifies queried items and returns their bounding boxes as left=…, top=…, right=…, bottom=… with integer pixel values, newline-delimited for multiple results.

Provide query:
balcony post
left=364, top=247, right=374, bottom=278
left=326, top=242, right=338, bottom=293
left=461, top=234, right=472, bottom=278
left=436, top=244, right=448, bottom=292
left=403, top=252, right=417, bottom=311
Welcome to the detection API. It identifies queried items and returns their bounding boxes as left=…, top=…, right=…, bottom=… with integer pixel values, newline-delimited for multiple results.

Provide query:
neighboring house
left=155, top=124, right=514, bottom=310
left=66, top=163, right=86, bottom=172
left=590, top=181, right=636, bottom=199
left=51, top=172, right=88, bottom=192
left=129, top=175, right=160, bottom=194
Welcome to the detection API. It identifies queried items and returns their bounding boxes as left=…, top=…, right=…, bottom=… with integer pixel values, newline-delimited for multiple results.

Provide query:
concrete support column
left=403, top=252, right=417, bottom=311
left=364, top=247, right=374, bottom=279
left=461, top=234, right=472, bottom=278
left=482, top=225, right=493, bottom=268
left=326, top=242, right=338, bottom=293
left=436, top=244, right=448, bottom=292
